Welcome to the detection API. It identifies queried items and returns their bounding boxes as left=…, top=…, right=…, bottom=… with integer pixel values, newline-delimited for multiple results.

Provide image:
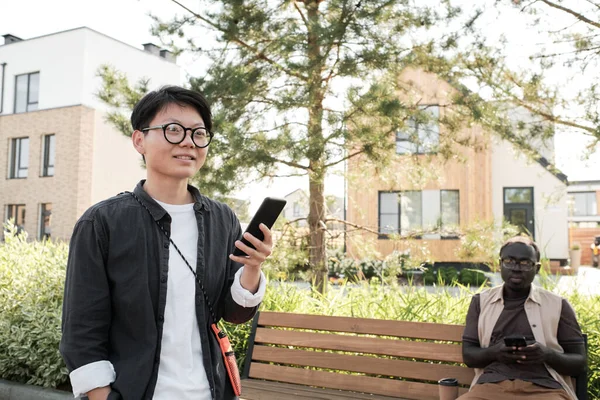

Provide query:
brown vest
left=471, top=284, right=577, bottom=400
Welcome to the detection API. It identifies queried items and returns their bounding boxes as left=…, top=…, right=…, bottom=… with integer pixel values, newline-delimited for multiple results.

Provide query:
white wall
left=0, top=29, right=87, bottom=113
left=283, top=190, right=309, bottom=226
left=90, top=110, right=146, bottom=204
left=568, top=182, right=600, bottom=193
left=0, top=27, right=182, bottom=115
left=81, top=29, right=182, bottom=111
left=507, top=106, right=555, bottom=163
left=492, top=139, right=569, bottom=259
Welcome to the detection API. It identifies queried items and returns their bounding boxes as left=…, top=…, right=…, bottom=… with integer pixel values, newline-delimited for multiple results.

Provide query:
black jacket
left=60, top=180, right=257, bottom=400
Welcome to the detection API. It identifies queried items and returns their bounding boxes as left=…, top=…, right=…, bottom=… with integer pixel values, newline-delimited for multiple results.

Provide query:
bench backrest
left=242, top=311, right=474, bottom=400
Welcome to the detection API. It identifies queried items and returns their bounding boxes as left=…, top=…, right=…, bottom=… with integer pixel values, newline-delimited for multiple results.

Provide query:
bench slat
left=257, top=312, right=464, bottom=342
left=249, top=363, right=469, bottom=400
left=241, top=379, right=403, bottom=400
left=254, top=327, right=464, bottom=363
left=251, top=346, right=474, bottom=385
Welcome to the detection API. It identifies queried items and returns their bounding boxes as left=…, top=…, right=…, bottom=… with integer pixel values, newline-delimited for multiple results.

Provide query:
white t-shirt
left=152, top=200, right=209, bottom=400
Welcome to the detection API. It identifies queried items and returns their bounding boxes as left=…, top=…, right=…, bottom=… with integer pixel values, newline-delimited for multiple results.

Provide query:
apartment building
left=0, top=27, right=181, bottom=240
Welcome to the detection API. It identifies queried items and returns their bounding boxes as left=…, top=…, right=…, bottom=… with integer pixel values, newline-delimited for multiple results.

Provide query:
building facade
left=567, top=180, right=600, bottom=265
left=0, top=27, right=181, bottom=240
left=346, top=68, right=569, bottom=264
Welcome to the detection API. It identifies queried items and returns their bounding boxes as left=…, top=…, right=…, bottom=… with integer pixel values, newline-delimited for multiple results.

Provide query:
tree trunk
left=308, top=169, right=327, bottom=292
left=306, top=0, right=327, bottom=293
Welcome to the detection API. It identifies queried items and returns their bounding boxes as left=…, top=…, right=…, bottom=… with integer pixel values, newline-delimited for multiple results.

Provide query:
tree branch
left=501, top=76, right=597, bottom=135
left=323, top=149, right=365, bottom=169
left=264, top=171, right=308, bottom=178
left=540, top=0, right=600, bottom=29
left=170, top=0, right=309, bottom=81
left=293, top=0, right=309, bottom=29
left=324, top=218, right=381, bottom=236
left=584, top=0, right=600, bottom=11
left=535, top=44, right=600, bottom=59
left=247, top=121, right=308, bottom=135
left=266, top=156, right=309, bottom=170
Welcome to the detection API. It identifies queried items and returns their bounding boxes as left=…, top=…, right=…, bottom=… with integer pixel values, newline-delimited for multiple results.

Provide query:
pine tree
left=99, top=0, right=497, bottom=291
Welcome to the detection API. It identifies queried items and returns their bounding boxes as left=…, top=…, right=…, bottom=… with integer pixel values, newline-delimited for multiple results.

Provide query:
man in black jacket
left=60, top=86, right=271, bottom=400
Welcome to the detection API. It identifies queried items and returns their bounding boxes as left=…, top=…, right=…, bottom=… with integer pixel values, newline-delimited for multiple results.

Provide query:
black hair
left=499, top=236, right=541, bottom=262
left=131, top=86, right=212, bottom=132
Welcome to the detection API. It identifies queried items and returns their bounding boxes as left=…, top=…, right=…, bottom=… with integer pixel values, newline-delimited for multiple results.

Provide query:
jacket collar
left=490, top=283, right=541, bottom=306
left=132, top=180, right=211, bottom=221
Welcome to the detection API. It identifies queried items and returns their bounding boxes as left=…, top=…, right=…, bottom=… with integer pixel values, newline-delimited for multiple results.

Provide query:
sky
left=1, top=0, right=599, bottom=211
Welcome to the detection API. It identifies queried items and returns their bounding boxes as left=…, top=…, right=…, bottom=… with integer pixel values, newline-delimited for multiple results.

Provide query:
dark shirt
left=463, top=292, right=584, bottom=389
left=60, top=181, right=257, bottom=400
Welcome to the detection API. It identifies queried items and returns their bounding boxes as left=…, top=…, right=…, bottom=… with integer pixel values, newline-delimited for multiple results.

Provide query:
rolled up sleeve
left=60, top=218, right=113, bottom=394
left=69, top=360, right=116, bottom=398
left=230, top=267, right=267, bottom=308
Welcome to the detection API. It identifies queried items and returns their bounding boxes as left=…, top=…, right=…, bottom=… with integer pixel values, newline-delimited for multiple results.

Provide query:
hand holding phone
left=232, top=197, right=287, bottom=257
left=503, top=334, right=527, bottom=348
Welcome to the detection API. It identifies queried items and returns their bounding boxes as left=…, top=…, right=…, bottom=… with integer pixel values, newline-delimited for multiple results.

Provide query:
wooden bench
left=241, top=311, right=588, bottom=400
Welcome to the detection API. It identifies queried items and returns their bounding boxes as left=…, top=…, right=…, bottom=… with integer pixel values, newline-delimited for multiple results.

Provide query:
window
left=41, top=134, right=55, bottom=177
left=6, top=204, right=26, bottom=233
left=571, top=192, right=597, bottom=216
left=396, top=105, right=440, bottom=154
left=15, top=72, right=39, bottom=113
left=379, top=190, right=459, bottom=237
left=504, top=188, right=532, bottom=204
left=39, top=203, right=52, bottom=240
left=293, top=202, right=301, bottom=217
left=441, top=190, right=460, bottom=229
left=379, top=192, right=399, bottom=234
left=9, top=137, right=29, bottom=178
left=399, top=191, right=422, bottom=235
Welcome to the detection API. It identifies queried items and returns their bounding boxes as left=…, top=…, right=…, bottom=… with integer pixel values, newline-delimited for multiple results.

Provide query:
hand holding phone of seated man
left=493, top=334, right=551, bottom=365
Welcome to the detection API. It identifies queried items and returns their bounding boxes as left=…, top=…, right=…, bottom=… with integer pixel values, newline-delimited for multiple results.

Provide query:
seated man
left=459, top=236, right=586, bottom=400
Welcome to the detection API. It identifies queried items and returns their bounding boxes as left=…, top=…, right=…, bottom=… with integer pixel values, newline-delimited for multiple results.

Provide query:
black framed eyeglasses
left=141, top=123, right=213, bottom=148
left=500, top=257, right=537, bottom=272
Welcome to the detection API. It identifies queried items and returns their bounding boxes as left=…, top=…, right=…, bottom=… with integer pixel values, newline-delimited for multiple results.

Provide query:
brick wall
left=0, top=105, right=95, bottom=240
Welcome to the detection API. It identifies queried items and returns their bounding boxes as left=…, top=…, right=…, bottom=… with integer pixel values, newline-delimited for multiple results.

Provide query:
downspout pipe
left=0, top=63, right=6, bottom=114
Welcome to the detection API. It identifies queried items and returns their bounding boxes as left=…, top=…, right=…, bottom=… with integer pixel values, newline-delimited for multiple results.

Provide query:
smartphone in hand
left=504, top=335, right=527, bottom=348
left=232, top=197, right=287, bottom=257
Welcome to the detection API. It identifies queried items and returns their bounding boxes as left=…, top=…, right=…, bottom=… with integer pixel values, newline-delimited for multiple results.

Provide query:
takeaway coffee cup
left=438, top=377, right=459, bottom=400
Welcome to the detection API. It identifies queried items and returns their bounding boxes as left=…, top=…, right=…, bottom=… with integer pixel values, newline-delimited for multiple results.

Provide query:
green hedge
left=1, top=229, right=599, bottom=398
left=0, top=227, right=68, bottom=387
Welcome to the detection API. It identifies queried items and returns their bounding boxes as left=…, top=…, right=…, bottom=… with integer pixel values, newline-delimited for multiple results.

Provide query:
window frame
left=14, top=71, right=39, bottom=113
left=6, top=204, right=26, bottom=230
left=378, top=189, right=460, bottom=239
left=440, top=190, right=460, bottom=238
left=38, top=203, right=52, bottom=240
left=571, top=191, right=598, bottom=217
left=9, top=137, right=29, bottom=179
left=396, top=105, right=440, bottom=155
left=399, top=190, right=423, bottom=236
left=378, top=191, right=400, bottom=237
left=41, top=134, right=55, bottom=177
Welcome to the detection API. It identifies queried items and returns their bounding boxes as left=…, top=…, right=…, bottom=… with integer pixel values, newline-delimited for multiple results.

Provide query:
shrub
left=0, top=224, right=69, bottom=387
